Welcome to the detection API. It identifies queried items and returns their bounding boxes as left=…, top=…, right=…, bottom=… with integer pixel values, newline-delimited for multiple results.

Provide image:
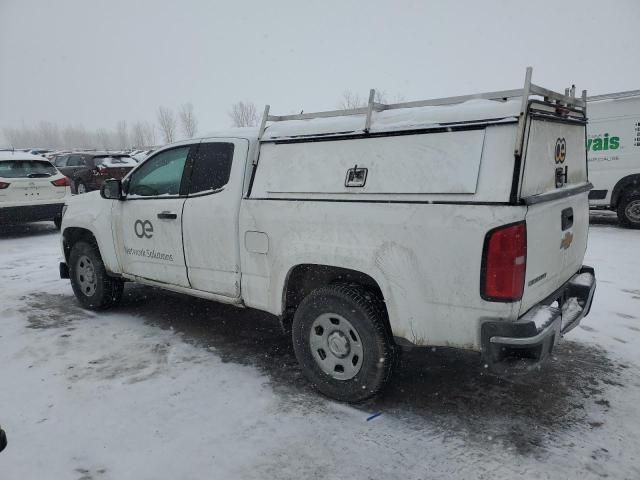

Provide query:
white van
left=587, top=91, right=640, bottom=227
left=59, top=68, right=596, bottom=402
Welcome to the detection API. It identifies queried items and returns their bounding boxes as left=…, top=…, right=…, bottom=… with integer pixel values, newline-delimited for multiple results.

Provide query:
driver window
left=127, top=146, right=190, bottom=197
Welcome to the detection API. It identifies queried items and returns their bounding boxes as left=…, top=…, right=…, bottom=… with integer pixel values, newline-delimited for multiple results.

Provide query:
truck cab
left=60, top=68, right=596, bottom=402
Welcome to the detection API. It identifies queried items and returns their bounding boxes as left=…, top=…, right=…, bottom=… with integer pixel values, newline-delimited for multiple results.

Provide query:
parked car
left=59, top=69, right=596, bottom=402
left=28, top=148, right=52, bottom=157
left=54, top=152, right=137, bottom=194
left=0, top=151, right=71, bottom=228
left=131, top=148, right=156, bottom=163
left=587, top=90, right=640, bottom=228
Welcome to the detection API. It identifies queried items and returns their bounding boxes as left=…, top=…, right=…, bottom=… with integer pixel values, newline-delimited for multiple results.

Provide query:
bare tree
left=143, top=122, right=157, bottom=145
left=179, top=103, right=198, bottom=138
left=338, top=90, right=365, bottom=110
left=35, top=121, right=61, bottom=149
left=338, top=89, right=398, bottom=109
left=229, top=101, right=258, bottom=128
left=62, top=125, right=91, bottom=149
left=115, top=120, right=129, bottom=149
left=96, top=128, right=112, bottom=150
left=131, top=122, right=146, bottom=147
left=157, top=106, right=177, bottom=143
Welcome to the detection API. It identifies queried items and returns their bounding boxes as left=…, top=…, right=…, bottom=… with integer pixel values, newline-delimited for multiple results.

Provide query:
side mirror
left=100, top=179, right=123, bottom=200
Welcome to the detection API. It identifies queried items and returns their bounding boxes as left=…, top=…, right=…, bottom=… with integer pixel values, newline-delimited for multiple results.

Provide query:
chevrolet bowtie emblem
left=560, top=231, right=574, bottom=250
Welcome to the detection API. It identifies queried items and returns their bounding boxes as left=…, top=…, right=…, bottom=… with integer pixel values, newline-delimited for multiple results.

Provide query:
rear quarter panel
left=239, top=200, right=525, bottom=350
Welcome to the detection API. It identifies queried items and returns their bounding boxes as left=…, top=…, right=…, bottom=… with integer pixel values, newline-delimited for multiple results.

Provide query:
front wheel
left=292, top=284, right=396, bottom=403
left=76, top=181, right=87, bottom=194
left=69, top=241, right=123, bottom=309
left=617, top=192, right=640, bottom=229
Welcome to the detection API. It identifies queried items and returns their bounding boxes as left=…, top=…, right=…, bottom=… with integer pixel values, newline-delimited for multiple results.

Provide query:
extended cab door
left=113, top=145, right=196, bottom=288
left=181, top=138, right=249, bottom=297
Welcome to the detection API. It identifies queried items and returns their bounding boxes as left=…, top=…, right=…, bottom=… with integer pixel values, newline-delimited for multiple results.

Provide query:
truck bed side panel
left=239, top=201, right=524, bottom=350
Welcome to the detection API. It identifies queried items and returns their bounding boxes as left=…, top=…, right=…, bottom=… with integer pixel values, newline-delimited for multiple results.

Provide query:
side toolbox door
left=181, top=138, right=248, bottom=297
left=113, top=144, right=196, bottom=287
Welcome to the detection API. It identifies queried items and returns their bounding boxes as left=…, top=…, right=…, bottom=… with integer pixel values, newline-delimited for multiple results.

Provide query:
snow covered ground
left=1, top=216, right=639, bottom=479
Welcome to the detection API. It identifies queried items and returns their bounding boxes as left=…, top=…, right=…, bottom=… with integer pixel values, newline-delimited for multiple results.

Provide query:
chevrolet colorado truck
left=59, top=68, right=596, bottom=402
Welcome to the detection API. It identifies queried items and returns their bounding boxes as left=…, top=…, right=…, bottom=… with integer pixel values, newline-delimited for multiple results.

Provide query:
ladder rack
left=587, top=90, right=640, bottom=102
left=257, top=67, right=587, bottom=153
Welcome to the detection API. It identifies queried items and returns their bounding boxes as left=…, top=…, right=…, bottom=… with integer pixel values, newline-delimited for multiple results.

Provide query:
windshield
left=0, top=160, right=57, bottom=178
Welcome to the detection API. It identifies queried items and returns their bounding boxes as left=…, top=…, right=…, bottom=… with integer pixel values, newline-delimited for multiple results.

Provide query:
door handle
left=157, top=211, right=177, bottom=220
left=561, top=207, right=573, bottom=231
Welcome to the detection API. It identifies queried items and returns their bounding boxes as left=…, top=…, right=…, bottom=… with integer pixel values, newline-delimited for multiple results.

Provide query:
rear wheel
left=69, top=241, right=123, bottom=309
left=617, top=191, right=640, bottom=229
left=292, top=284, right=396, bottom=403
left=76, top=181, right=87, bottom=194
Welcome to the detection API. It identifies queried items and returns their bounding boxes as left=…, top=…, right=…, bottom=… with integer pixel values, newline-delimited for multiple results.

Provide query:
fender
left=61, top=192, right=122, bottom=275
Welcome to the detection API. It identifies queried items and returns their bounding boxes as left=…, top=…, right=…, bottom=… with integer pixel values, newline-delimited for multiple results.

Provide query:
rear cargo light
left=51, top=177, right=70, bottom=187
left=481, top=221, right=527, bottom=302
left=0, top=181, right=10, bottom=189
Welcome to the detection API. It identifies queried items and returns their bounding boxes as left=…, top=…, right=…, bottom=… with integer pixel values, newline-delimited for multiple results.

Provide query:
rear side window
left=67, top=154, right=86, bottom=167
left=54, top=156, right=68, bottom=167
left=188, top=142, right=234, bottom=194
left=0, top=160, right=57, bottom=178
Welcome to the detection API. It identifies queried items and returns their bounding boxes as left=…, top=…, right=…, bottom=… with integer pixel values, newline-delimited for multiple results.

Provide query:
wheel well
left=281, top=264, right=389, bottom=333
left=611, top=174, right=640, bottom=207
left=62, top=227, right=97, bottom=262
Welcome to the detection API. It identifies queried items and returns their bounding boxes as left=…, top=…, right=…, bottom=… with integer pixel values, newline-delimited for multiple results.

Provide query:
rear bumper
left=481, top=265, right=596, bottom=372
left=0, top=203, right=64, bottom=224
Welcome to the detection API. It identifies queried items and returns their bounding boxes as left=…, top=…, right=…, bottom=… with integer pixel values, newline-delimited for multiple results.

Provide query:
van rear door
left=519, top=112, right=590, bottom=314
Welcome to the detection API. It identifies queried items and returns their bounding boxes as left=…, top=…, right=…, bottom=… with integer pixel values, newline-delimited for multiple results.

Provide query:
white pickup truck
left=587, top=90, right=640, bottom=228
left=59, top=68, right=596, bottom=402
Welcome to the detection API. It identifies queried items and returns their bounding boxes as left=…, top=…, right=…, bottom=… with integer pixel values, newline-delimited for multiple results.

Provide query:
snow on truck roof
left=261, top=98, right=522, bottom=140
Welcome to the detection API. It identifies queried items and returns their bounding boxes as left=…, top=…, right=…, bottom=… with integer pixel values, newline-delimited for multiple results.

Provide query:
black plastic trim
left=588, top=189, right=607, bottom=200
left=244, top=197, right=511, bottom=206
left=522, top=182, right=593, bottom=205
left=264, top=120, right=517, bottom=145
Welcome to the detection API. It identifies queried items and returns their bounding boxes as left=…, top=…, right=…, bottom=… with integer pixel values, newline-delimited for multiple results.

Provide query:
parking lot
left=1, top=215, right=639, bottom=479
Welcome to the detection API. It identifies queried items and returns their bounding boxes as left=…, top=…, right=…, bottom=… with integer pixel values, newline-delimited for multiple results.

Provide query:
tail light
left=51, top=177, right=70, bottom=187
left=0, top=181, right=10, bottom=189
left=481, top=222, right=527, bottom=302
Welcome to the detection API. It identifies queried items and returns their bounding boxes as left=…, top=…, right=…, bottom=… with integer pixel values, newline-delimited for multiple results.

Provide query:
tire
left=69, top=241, right=123, bottom=309
left=53, top=216, right=62, bottom=230
left=292, top=284, right=396, bottom=403
left=76, top=181, right=87, bottom=194
left=616, top=191, right=640, bottom=229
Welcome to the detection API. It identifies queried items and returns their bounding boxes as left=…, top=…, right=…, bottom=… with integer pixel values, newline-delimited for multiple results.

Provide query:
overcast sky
left=1, top=0, right=639, bottom=137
